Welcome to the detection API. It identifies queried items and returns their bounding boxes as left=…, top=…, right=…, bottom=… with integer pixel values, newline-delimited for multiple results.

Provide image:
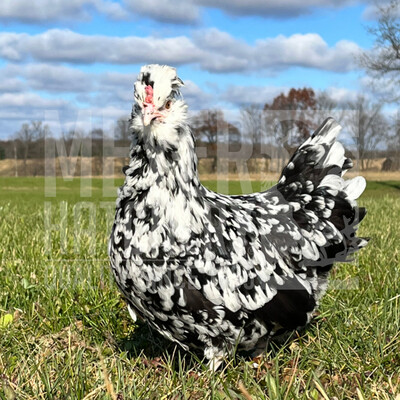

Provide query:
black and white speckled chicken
left=109, top=64, right=368, bottom=369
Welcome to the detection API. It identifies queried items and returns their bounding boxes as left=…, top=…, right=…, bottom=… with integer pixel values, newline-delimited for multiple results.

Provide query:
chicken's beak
left=142, top=104, right=160, bottom=126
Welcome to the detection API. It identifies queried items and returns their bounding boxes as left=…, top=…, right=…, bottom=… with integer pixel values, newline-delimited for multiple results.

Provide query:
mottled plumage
left=109, top=64, right=368, bottom=369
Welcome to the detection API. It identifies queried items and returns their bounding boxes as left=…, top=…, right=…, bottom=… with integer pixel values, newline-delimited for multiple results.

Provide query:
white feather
left=323, top=141, right=345, bottom=167
left=343, top=176, right=366, bottom=200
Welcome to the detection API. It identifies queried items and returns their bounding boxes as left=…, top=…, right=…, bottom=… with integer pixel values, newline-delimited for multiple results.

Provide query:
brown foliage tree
left=263, top=88, right=317, bottom=154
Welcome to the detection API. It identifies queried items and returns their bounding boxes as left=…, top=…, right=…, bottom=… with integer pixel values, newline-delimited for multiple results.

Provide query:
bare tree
left=360, top=0, right=400, bottom=102
left=59, top=129, right=89, bottom=177
left=392, top=111, right=400, bottom=169
left=192, top=109, right=240, bottom=172
left=16, top=121, right=50, bottom=174
left=16, top=123, right=30, bottom=174
left=392, top=111, right=400, bottom=152
left=192, top=110, right=220, bottom=148
left=240, top=105, right=274, bottom=174
left=382, top=111, right=400, bottom=170
left=13, top=139, right=18, bottom=177
left=115, top=116, right=132, bottom=141
left=240, top=105, right=264, bottom=153
left=316, top=90, right=349, bottom=127
left=30, top=121, right=49, bottom=140
left=347, top=96, right=387, bottom=170
left=316, top=91, right=336, bottom=113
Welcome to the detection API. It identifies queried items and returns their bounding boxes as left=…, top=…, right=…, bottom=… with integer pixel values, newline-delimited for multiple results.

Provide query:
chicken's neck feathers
left=117, top=122, right=207, bottom=247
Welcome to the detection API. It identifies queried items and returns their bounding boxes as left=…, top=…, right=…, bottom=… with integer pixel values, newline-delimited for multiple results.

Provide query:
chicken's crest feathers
left=134, top=64, right=184, bottom=109
left=131, top=64, right=188, bottom=149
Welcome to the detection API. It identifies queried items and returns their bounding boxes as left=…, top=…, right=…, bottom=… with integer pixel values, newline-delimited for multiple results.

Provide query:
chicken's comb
left=145, top=85, right=153, bottom=104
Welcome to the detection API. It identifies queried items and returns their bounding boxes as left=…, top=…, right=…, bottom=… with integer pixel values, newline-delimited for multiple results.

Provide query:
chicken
left=108, top=64, right=368, bottom=369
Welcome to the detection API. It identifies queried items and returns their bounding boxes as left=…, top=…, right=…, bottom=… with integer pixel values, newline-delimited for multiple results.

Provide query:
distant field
left=2, top=156, right=400, bottom=182
left=0, top=177, right=399, bottom=399
left=1, top=176, right=400, bottom=202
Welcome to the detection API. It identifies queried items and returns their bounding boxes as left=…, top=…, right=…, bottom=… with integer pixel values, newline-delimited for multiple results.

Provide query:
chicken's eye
left=165, top=100, right=172, bottom=110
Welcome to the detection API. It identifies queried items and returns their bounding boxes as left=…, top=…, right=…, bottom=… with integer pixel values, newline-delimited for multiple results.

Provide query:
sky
left=0, top=0, right=385, bottom=139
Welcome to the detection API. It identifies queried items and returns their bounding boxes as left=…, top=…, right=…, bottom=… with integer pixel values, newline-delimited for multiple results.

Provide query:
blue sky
left=0, top=0, right=383, bottom=139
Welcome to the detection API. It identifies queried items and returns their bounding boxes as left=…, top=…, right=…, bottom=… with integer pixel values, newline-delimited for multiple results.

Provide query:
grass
left=0, top=176, right=399, bottom=399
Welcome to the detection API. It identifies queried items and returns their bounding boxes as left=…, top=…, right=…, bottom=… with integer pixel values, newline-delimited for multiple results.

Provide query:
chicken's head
left=133, top=64, right=185, bottom=128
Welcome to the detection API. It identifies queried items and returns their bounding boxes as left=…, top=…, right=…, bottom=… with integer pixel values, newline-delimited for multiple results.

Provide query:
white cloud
left=0, top=29, right=203, bottom=65
left=0, top=61, right=214, bottom=116
left=90, top=105, right=129, bottom=119
left=362, top=4, right=380, bottom=20
left=0, top=63, right=91, bottom=94
left=100, top=71, right=137, bottom=88
left=0, top=0, right=364, bottom=25
left=361, top=1, right=400, bottom=20
left=0, top=77, right=24, bottom=93
left=96, top=71, right=138, bottom=103
left=0, top=29, right=361, bottom=74
left=26, top=64, right=90, bottom=92
left=196, top=0, right=359, bottom=18
left=126, top=0, right=361, bottom=22
left=255, top=34, right=360, bottom=72
left=0, top=66, right=212, bottom=138
left=195, top=29, right=360, bottom=73
left=0, top=92, right=68, bottom=108
left=0, top=91, right=72, bottom=137
left=0, top=63, right=139, bottom=95
left=359, top=75, right=399, bottom=103
left=95, top=1, right=129, bottom=19
left=193, top=28, right=252, bottom=72
left=125, top=0, right=199, bottom=24
left=181, top=80, right=212, bottom=109
left=0, top=91, right=129, bottom=138
left=0, top=0, right=128, bottom=23
left=0, top=63, right=141, bottom=115
left=219, top=85, right=287, bottom=106
left=322, top=87, right=360, bottom=105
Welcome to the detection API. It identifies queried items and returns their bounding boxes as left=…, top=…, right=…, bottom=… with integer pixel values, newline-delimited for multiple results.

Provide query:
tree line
left=1, top=90, right=398, bottom=175
left=1, top=1, right=399, bottom=174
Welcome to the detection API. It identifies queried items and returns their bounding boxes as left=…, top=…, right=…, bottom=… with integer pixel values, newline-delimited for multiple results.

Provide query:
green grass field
left=0, top=177, right=399, bottom=399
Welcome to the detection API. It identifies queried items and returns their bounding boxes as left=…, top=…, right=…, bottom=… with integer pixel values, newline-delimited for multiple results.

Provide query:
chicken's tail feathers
left=279, top=118, right=349, bottom=185
left=300, top=117, right=341, bottom=147
left=278, top=117, right=364, bottom=194
left=277, top=117, right=368, bottom=265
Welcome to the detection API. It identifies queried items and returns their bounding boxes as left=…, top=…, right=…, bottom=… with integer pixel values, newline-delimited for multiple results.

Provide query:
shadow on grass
left=117, top=322, right=204, bottom=371
left=118, top=322, right=173, bottom=357
left=377, top=181, right=400, bottom=191
left=116, top=319, right=316, bottom=371
left=366, top=180, right=400, bottom=194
